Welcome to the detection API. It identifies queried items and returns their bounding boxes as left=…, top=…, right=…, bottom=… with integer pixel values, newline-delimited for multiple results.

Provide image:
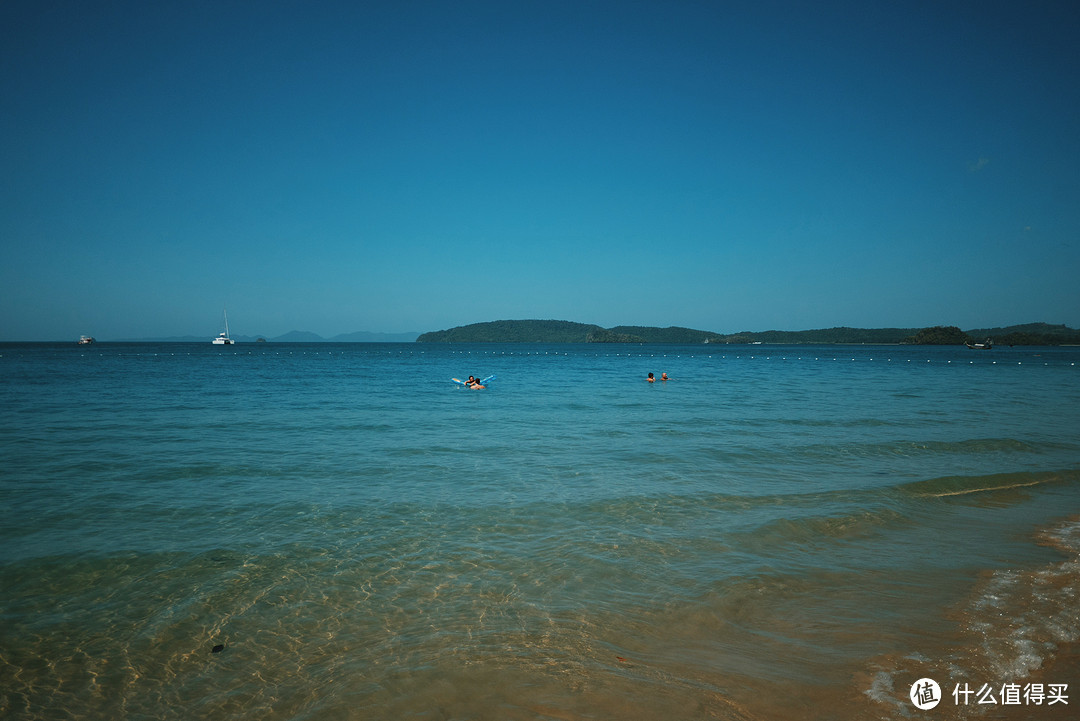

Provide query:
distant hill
left=116, top=330, right=420, bottom=343
left=416, top=320, right=1080, bottom=345
left=416, top=320, right=604, bottom=343
left=962, top=322, right=1080, bottom=346
left=723, top=326, right=923, bottom=344
left=607, top=326, right=725, bottom=343
left=273, top=330, right=326, bottom=343
left=329, top=331, right=420, bottom=342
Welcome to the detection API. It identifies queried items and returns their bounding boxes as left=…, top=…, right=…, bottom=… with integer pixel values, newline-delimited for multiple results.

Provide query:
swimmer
left=647, top=372, right=655, bottom=383
left=660, top=372, right=670, bottom=381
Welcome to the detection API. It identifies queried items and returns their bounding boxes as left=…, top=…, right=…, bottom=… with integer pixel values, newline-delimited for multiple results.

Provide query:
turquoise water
left=2, top=342, right=1079, bottom=720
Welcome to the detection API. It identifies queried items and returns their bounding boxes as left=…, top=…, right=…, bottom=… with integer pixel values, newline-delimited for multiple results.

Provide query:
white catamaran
left=212, top=309, right=234, bottom=345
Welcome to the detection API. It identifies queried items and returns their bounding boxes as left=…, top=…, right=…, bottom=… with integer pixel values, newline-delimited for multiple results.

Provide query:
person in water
left=660, top=372, right=670, bottom=381
left=467, top=375, right=485, bottom=389
left=647, top=372, right=655, bottom=382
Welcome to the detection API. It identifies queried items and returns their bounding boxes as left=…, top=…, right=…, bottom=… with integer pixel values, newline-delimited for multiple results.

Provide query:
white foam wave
left=865, top=516, right=1080, bottom=716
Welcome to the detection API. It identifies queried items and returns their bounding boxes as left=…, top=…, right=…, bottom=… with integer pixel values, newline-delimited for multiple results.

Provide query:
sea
left=1, top=341, right=1078, bottom=721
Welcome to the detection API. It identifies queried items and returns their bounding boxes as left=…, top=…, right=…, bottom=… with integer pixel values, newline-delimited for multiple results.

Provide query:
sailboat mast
left=212, top=306, right=234, bottom=344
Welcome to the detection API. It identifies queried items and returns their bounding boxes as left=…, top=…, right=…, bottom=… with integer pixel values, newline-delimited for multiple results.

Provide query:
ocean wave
left=863, top=515, right=1080, bottom=717
left=777, top=437, right=1053, bottom=464
left=898, top=470, right=1080, bottom=499
left=728, top=507, right=908, bottom=551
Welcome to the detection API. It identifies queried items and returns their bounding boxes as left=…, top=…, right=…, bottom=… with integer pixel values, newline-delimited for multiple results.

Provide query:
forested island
left=415, top=320, right=1080, bottom=345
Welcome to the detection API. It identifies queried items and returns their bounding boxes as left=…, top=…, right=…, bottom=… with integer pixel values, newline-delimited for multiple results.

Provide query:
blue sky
left=2, top=0, right=1078, bottom=340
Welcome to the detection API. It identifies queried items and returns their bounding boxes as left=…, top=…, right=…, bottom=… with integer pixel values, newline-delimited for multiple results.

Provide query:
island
left=415, top=321, right=1080, bottom=346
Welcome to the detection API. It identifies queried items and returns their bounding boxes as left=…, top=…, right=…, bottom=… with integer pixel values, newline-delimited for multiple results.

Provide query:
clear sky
left=2, top=0, right=1078, bottom=341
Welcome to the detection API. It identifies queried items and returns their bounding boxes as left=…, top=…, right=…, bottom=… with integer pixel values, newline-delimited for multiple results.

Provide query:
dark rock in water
left=212, top=644, right=225, bottom=653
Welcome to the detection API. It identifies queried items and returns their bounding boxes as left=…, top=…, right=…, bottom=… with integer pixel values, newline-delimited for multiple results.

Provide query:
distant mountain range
left=267, top=330, right=421, bottom=343
left=113, top=321, right=1080, bottom=345
left=119, top=330, right=420, bottom=343
left=416, top=320, right=1080, bottom=345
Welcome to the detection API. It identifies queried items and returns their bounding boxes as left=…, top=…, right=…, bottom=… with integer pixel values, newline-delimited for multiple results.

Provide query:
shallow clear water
left=2, top=342, right=1078, bottom=719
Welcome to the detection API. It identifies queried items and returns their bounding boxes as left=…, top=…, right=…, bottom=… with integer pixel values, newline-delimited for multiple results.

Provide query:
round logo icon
left=910, top=677, right=941, bottom=710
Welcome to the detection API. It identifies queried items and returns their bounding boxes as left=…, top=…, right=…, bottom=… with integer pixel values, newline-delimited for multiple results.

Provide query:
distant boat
left=212, top=309, right=235, bottom=345
left=966, top=339, right=993, bottom=349
left=77, top=335, right=95, bottom=345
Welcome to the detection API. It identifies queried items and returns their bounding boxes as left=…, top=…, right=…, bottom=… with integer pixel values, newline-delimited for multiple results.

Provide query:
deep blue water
left=2, top=342, right=1079, bottom=719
